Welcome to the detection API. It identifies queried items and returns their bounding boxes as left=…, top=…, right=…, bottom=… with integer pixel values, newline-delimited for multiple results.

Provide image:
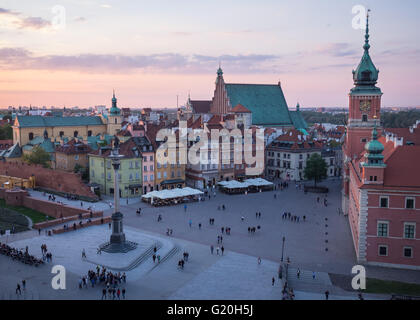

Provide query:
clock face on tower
left=360, top=100, right=372, bottom=112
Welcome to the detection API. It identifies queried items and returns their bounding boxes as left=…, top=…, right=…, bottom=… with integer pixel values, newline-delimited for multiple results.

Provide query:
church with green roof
left=210, top=67, right=307, bottom=130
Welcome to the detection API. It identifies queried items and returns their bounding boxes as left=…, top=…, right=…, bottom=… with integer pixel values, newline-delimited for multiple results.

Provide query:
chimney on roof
left=394, top=137, right=403, bottom=148
left=278, top=81, right=281, bottom=87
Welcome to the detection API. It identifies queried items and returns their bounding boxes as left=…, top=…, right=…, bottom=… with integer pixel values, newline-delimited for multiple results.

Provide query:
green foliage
left=302, top=110, right=420, bottom=128
left=304, top=153, right=328, bottom=187
left=0, top=199, right=53, bottom=224
left=381, top=110, right=420, bottom=128
left=98, top=140, right=108, bottom=147
left=74, top=164, right=89, bottom=180
left=302, top=111, right=347, bottom=126
left=327, top=140, right=343, bottom=148
left=2, top=114, right=12, bottom=122
left=23, top=146, right=51, bottom=167
left=0, top=124, right=13, bottom=140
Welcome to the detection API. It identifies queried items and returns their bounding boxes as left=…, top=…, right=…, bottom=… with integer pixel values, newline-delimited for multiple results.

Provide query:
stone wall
left=0, top=161, right=97, bottom=200
left=0, top=188, right=102, bottom=220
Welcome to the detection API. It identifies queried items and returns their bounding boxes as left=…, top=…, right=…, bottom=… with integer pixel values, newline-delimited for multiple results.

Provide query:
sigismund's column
left=109, top=146, right=126, bottom=244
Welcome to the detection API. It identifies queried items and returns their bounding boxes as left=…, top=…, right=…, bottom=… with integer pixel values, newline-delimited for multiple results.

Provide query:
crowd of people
left=79, top=266, right=127, bottom=300
left=0, top=242, right=44, bottom=266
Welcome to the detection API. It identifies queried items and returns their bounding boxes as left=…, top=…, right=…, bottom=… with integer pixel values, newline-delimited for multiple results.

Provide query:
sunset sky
left=0, top=0, right=419, bottom=109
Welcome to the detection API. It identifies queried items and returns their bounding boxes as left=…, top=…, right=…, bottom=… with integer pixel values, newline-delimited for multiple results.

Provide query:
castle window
left=378, top=245, right=388, bottom=257
left=405, top=197, right=415, bottom=209
left=28, top=132, right=34, bottom=140
left=377, top=221, right=389, bottom=237
left=404, top=223, right=415, bottom=239
left=404, top=247, right=413, bottom=258
left=74, top=131, right=78, bottom=137
left=362, top=115, right=368, bottom=122
left=59, top=131, right=64, bottom=137
left=379, top=196, right=389, bottom=208
left=115, top=118, right=117, bottom=124
left=88, top=130, right=92, bottom=137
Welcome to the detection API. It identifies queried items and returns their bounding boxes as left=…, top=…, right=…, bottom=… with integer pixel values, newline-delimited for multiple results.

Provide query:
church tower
left=107, top=90, right=122, bottom=135
left=343, top=11, right=382, bottom=214
left=210, top=65, right=230, bottom=115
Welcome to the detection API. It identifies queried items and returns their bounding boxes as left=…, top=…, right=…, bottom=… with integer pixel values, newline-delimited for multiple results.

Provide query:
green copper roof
left=0, top=143, right=22, bottom=158
left=16, top=115, right=104, bottom=128
left=363, top=125, right=385, bottom=167
left=365, top=126, right=384, bottom=154
left=352, top=12, right=380, bottom=89
left=225, top=84, right=293, bottom=126
left=290, top=110, right=308, bottom=130
left=110, top=91, right=121, bottom=115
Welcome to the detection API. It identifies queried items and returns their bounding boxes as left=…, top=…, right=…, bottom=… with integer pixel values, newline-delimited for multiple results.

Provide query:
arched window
left=74, top=131, right=78, bottom=137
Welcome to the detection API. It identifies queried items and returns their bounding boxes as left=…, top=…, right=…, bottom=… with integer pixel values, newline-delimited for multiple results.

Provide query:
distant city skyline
left=1, top=0, right=419, bottom=109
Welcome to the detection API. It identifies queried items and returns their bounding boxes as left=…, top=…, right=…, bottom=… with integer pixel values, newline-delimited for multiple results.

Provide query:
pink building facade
left=343, top=15, right=420, bottom=270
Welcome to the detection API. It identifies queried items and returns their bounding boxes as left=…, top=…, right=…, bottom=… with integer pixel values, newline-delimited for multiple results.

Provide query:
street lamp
left=281, top=236, right=286, bottom=262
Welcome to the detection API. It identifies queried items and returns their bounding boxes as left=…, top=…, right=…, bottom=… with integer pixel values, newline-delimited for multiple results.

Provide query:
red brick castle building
left=342, top=14, right=420, bottom=269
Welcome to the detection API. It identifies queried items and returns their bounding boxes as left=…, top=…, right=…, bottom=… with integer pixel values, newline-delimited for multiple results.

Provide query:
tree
left=0, top=124, right=13, bottom=140
left=304, top=153, right=328, bottom=187
left=23, top=146, right=51, bottom=168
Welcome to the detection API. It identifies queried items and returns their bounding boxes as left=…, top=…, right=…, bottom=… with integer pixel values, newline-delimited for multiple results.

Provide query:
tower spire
left=364, top=9, right=371, bottom=52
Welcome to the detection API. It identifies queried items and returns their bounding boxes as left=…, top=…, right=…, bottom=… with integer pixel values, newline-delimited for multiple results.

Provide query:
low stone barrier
left=52, top=216, right=112, bottom=235
left=33, top=211, right=103, bottom=230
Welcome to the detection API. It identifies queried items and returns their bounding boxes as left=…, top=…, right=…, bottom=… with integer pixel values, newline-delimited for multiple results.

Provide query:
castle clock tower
left=343, top=11, right=382, bottom=214
left=345, top=11, right=382, bottom=160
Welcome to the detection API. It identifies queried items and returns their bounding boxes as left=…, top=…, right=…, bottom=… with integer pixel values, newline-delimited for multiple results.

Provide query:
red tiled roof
left=117, top=129, right=132, bottom=137
left=224, top=114, right=235, bottom=121
left=190, top=100, right=212, bottom=114
left=385, top=126, right=420, bottom=145
left=91, top=138, right=140, bottom=158
left=383, top=145, right=420, bottom=187
left=231, top=103, right=251, bottom=113
left=190, top=116, right=202, bottom=130
left=55, top=139, right=91, bottom=155
left=357, top=134, right=420, bottom=188
left=207, top=115, right=222, bottom=125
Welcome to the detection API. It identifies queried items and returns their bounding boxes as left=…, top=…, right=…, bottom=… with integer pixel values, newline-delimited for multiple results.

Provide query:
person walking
left=258, top=257, right=261, bottom=265
left=325, top=290, right=329, bottom=300
left=16, top=283, right=21, bottom=295
left=216, top=247, right=220, bottom=255
left=22, top=279, right=26, bottom=291
left=272, top=277, right=275, bottom=286
left=297, top=269, right=300, bottom=279
left=210, top=245, right=214, bottom=254
left=312, top=272, right=316, bottom=280
left=221, top=246, right=224, bottom=255
left=102, top=288, right=107, bottom=300
left=189, top=219, right=192, bottom=228
left=122, top=288, right=126, bottom=299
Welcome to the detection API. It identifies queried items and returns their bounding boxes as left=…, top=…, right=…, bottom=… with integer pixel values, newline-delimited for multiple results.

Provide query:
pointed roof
left=224, top=83, right=293, bottom=126
left=110, top=90, right=121, bottom=115
left=231, top=103, right=251, bottom=113
left=352, top=11, right=381, bottom=93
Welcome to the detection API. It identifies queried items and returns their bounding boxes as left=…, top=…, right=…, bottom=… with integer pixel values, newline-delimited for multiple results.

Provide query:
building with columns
left=342, top=14, right=420, bottom=269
